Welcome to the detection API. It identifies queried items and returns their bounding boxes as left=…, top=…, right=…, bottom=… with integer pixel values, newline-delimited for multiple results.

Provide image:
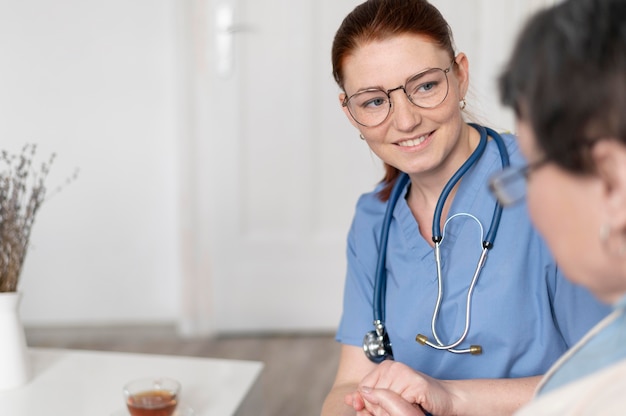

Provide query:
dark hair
left=332, top=0, right=456, bottom=200
left=499, top=0, right=626, bottom=173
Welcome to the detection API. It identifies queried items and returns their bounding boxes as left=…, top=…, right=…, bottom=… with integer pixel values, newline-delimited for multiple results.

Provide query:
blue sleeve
left=335, top=192, right=384, bottom=347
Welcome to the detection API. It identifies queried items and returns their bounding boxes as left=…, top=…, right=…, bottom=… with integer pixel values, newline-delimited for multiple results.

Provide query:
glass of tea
left=123, top=377, right=180, bottom=416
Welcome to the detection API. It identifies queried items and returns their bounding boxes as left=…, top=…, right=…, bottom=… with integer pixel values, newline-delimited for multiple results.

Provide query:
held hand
left=359, top=386, right=426, bottom=416
left=358, top=360, right=456, bottom=415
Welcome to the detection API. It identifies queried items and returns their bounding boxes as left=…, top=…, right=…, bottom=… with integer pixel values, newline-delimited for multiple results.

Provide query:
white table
left=0, top=348, right=264, bottom=416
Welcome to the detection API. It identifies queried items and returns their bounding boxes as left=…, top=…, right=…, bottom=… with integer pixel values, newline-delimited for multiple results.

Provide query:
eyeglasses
left=489, top=139, right=601, bottom=206
left=488, top=157, right=548, bottom=207
left=342, top=61, right=454, bottom=127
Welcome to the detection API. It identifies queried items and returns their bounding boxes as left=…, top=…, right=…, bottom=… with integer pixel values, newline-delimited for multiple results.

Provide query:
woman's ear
left=339, top=92, right=361, bottom=130
left=338, top=92, right=346, bottom=106
left=593, top=140, right=626, bottom=230
left=453, top=52, right=470, bottom=99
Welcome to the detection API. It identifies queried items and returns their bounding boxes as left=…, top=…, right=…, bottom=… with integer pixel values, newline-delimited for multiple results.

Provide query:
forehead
left=342, top=33, right=450, bottom=93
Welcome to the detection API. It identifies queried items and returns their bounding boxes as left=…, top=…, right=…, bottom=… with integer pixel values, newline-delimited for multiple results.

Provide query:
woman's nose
left=389, top=89, right=421, bottom=131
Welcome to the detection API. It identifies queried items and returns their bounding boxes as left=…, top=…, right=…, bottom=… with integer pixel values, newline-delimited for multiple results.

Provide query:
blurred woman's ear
left=593, top=140, right=626, bottom=232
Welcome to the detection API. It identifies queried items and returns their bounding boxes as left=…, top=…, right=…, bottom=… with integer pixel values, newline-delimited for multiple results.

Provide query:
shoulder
left=348, top=178, right=411, bottom=251
left=491, top=130, right=528, bottom=166
left=349, top=185, right=387, bottom=239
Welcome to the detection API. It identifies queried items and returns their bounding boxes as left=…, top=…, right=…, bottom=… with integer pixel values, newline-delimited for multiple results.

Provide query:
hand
left=355, top=360, right=456, bottom=415
left=357, top=386, right=426, bottom=416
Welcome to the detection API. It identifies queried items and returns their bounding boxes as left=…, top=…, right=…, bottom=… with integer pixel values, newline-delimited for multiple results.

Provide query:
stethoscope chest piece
left=363, top=320, right=393, bottom=363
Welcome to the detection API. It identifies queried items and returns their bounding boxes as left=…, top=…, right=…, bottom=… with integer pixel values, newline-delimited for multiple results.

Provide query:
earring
left=600, top=223, right=626, bottom=257
left=460, top=98, right=467, bottom=110
left=359, top=134, right=366, bottom=140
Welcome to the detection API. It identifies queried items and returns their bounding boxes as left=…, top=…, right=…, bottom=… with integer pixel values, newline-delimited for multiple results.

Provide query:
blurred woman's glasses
left=488, top=158, right=548, bottom=206
left=489, top=139, right=600, bottom=206
left=342, top=61, right=454, bottom=127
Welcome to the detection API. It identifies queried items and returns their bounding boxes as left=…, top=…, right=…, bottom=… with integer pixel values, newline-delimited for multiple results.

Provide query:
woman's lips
left=396, top=133, right=430, bottom=147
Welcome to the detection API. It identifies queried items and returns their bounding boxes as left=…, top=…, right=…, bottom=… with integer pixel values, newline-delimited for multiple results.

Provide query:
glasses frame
left=489, top=139, right=600, bottom=207
left=342, top=60, right=455, bottom=128
left=489, top=157, right=548, bottom=207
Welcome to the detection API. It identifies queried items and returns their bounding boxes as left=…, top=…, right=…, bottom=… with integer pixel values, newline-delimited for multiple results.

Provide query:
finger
left=360, top=387, right=425, bottom=416
left=359, top=360, right=395, bottom=389
left=361, top=401, right=390, bottom=416
left=359, top=401, right=388, bottom=416
left=345, top=391, right=366, bottom=411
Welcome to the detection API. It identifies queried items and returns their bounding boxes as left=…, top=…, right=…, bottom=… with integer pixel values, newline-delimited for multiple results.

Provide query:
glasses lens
left=346, top=90, right=390, bottom=127
left=488, top=167, right=527, bottom=207
left=405, top=68, right=449, bottom=109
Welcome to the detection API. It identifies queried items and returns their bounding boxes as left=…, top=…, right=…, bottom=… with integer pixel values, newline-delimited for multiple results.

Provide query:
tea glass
left=122, top=377, right=180, bottom=416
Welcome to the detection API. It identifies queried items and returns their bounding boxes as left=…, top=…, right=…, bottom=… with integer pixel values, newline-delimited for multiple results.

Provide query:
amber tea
left=126, top=389, right=178, bottom=416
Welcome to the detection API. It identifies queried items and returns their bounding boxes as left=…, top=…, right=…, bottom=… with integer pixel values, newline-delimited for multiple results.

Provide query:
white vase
left=0, top=292, right=31, bottom=390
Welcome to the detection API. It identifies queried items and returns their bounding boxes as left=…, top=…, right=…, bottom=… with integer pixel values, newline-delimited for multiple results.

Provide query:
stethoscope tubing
left=482, top=125, right=510, bottom=247
left=427, top=244, right=488, bottom=353
left=432, top=125, right=488, bottom=243
left=373, top=172, right=410, bottom=324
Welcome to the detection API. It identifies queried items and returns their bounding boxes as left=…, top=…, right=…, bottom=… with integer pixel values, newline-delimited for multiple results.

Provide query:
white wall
left=0, top=0, right=182, bottom=325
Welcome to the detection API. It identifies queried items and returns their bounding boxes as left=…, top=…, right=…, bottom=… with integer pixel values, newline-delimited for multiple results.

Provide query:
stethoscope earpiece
left=415, top=333, right=429, bottom=345
left=469, top=345, right=483, bottom=355
left=416, top=333, right=483, bottom=355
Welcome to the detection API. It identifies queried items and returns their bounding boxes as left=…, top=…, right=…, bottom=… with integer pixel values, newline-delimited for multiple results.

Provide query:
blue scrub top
left=337, top=130, right=610, bottom=380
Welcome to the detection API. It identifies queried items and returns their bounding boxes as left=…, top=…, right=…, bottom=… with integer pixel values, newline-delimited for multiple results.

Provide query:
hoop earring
left=460, top=98, right=467, bottom=110
left=359, top=134, right=366, bottom=141
left=600, top=223, right=626, bottom=257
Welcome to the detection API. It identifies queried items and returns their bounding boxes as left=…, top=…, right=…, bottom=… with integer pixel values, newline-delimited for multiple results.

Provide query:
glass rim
left=123, top=377, right=181, bottom=395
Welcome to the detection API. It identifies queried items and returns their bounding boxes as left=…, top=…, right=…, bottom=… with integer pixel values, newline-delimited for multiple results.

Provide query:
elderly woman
left=496, top=0, right=626, bottom=412
left=351, top=0, right=626, bottom=414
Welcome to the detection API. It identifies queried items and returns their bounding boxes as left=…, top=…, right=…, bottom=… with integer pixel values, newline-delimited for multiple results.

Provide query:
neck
left=405, top=123, right=482, bottom=245
left=408, top=123, right=480, bottom=209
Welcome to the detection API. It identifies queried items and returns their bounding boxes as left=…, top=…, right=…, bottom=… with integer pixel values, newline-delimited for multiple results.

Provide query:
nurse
left=321, top=0, right=610, bottom=415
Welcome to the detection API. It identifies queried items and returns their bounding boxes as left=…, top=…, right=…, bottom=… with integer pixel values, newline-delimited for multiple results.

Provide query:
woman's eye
left=363, top=97, right=387, bottom=108
left=417, top=81, right=437, bottom=93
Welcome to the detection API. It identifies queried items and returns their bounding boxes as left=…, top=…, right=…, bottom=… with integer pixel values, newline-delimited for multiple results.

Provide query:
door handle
left=215, top=4, right=254, bottom=77
left=215, top=3, right=234, bottom=76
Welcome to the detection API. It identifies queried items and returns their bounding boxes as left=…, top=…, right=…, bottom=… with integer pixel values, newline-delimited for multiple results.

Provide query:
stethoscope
left=363, top=124, right=510, bottom=363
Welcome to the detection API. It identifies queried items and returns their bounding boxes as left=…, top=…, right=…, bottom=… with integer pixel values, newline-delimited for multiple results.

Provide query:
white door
left=178, top=0, right=379, bottom=334
left=177, top=0, right=557, bottom=335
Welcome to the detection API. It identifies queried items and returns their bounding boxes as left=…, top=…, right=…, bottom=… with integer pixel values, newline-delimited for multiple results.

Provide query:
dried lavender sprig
left=0, top=144, right=73, bottom=292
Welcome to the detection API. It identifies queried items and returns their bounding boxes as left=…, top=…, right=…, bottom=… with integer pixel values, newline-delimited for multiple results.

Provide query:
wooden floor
left=25, top=325, right=341, bottom=416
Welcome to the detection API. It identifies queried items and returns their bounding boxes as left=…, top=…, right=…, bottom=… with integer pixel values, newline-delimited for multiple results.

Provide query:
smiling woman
left=321, top=1, right=610, bottom=415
